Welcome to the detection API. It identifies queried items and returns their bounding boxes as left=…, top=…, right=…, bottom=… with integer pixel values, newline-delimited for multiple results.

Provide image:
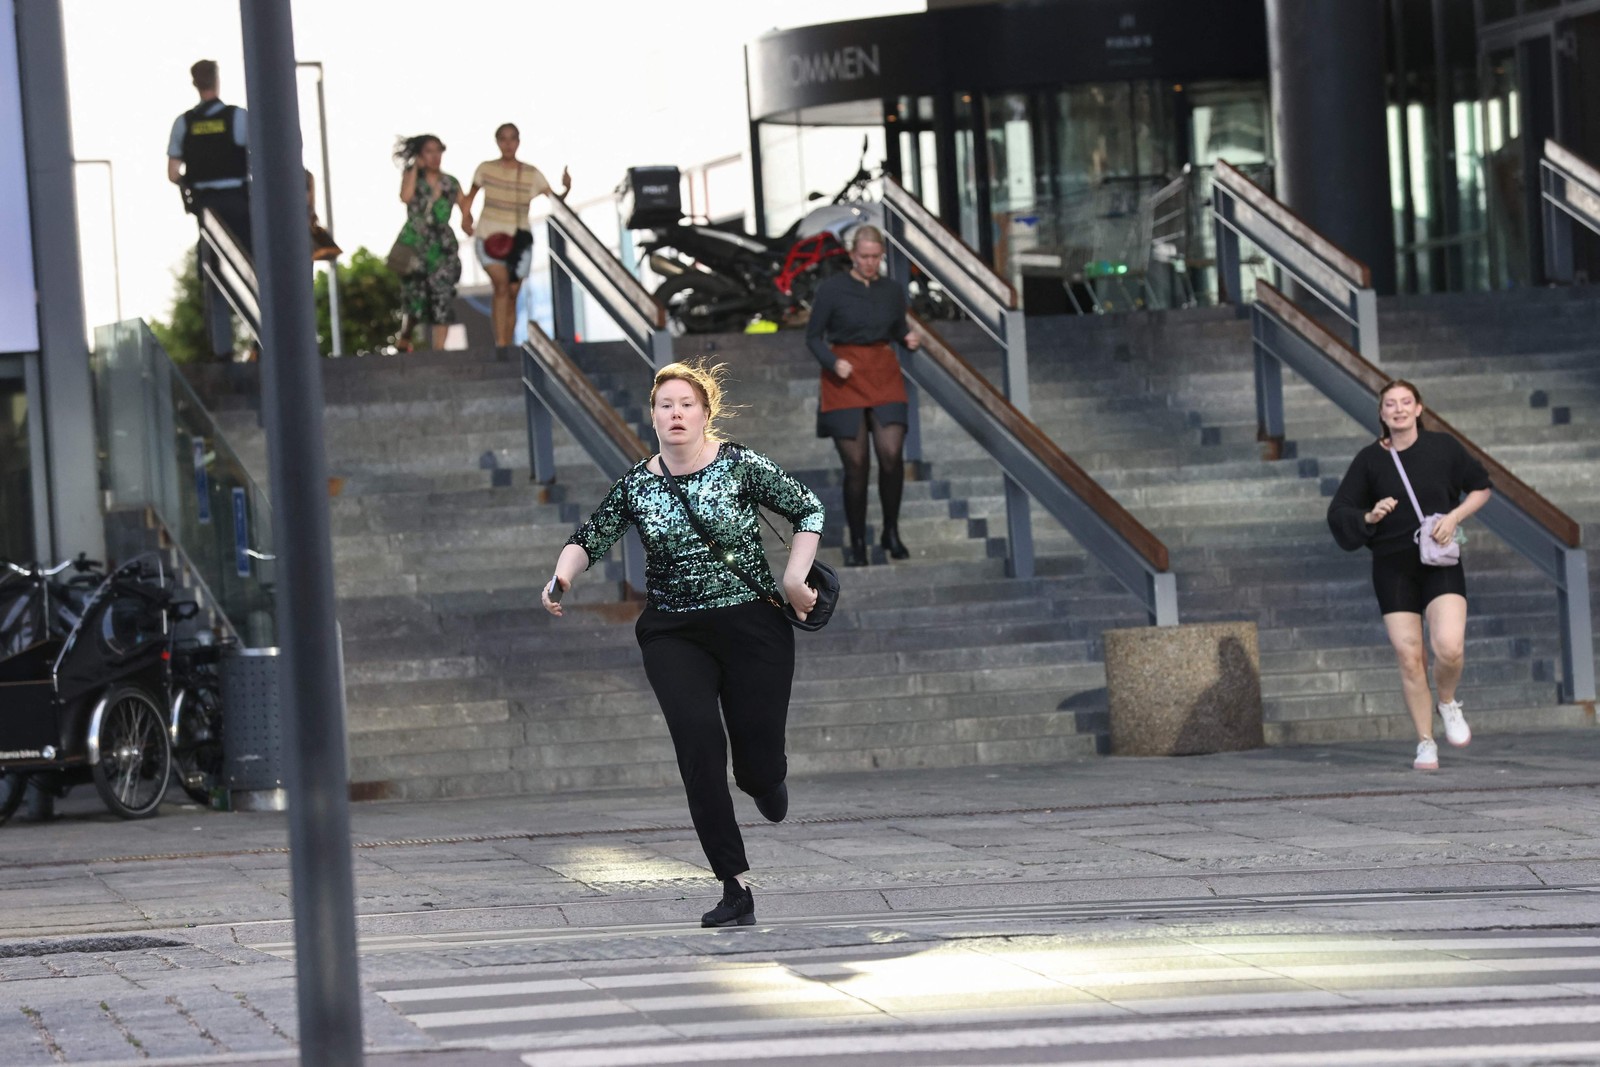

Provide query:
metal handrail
left=1541, top=139, right=1600, bottom=283
left=1147, top=173, right=1188, bottom=259
left=882, top=174, right=1051, bottom=583
left=197, top=208, right=261, bottom=340
left=521, top=321, right=650, bottom=594
left=544, top=194, right=672, bottom=369
left=882, top=175, right=1016, bottom=340
left=1251, top=279, right=1593, bottom=703
left=1212, top=160, right=1379, bottom=361
left=1144, top=171, right=1197, bottom=309
left=907, top=316, right=1177, bottom=625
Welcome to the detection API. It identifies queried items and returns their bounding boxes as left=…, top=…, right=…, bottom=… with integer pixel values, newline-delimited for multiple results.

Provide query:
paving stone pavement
left=1, top=728, right=1598, bottom=1064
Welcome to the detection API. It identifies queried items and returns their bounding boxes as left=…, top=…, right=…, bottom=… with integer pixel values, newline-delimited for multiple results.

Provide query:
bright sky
left=61, top=0, right=923, bottom=328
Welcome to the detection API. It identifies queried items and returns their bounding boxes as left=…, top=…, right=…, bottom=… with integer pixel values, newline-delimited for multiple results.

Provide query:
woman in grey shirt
left=805, top=226, right=922, bottom=566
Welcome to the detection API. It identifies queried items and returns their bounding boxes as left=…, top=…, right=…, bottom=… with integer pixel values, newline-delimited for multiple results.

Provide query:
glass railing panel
left=92, top=320, right=276, bottom=647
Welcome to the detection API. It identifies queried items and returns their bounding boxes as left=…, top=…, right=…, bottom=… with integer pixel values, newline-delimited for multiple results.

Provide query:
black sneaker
left=700, top=878, right=755, bottom=928
left=754, top=781, right=788, bottom=823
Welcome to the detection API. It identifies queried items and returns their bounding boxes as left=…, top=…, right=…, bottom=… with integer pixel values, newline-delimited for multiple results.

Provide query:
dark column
left=971, top=97, right=995, bottom=267
left=883, top=97, right=904, bottom=185
left=14, top=0, right=103, bottom=562
left=1266, top=0, right=1397, bottom=294
left=933, top=93, right=960, bottom=233
left=238, top=3, right=364, bottom=1064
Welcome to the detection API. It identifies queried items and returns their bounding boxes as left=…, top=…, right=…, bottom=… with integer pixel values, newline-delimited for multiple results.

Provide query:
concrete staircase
left=181, top=284, right=1600, bottom=799
left=942, top=285, right=1600, bottom=744
left=186, top=340, right=1120, bottom=800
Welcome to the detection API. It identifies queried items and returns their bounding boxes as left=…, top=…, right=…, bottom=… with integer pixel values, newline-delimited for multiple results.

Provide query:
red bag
left=483, top=232, right=514, bottom=259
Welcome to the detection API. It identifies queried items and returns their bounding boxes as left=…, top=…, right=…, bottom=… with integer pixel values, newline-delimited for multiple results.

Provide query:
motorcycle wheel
left=0, top=773, right=27, bottom=826
left=91, top=683, right=171, bottom=819
left=910, top=279, right=962, bottom=321
left=655, top=273, right=753, bottom=335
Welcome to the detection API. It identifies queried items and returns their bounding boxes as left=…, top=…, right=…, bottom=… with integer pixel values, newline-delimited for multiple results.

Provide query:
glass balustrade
left=92, top=320, right=276, bottom=647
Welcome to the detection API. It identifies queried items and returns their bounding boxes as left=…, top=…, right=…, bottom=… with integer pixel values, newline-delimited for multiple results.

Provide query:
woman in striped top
left=460, top=122, right=571, bottom=346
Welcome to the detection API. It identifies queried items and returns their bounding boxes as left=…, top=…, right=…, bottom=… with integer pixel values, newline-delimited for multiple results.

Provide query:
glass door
left=895, top=95, right=940, bottom=216
left=1483, top=47, right=1529, bottom=287
left=984, top=92, right=1038, bottom=287
left=952, top=92, right=983, bottom=253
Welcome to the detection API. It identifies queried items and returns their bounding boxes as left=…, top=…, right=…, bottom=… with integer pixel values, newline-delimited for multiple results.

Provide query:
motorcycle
left=631, top=140, right=887, bottom=334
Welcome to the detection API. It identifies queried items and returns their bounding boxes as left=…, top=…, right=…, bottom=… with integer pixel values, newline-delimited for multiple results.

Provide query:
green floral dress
left=397, top=171, right=462, bottom=324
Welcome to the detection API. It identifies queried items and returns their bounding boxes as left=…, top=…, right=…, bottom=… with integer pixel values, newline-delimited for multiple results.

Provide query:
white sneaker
left=1413, top=738, right=1439, bottom=771
left=1438, top=699, right=1472, bottom=747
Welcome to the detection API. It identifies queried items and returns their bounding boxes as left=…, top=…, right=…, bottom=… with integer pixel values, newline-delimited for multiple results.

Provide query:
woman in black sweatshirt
left=1327, top=380, right=1492, bottom=771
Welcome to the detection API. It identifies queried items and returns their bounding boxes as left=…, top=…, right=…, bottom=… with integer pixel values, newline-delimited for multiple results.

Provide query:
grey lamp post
left=296, top=60, right=342, bottom=356
left=242, top=5, right=363, bottom=1062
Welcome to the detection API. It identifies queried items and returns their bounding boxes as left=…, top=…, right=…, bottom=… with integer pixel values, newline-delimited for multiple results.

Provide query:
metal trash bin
left=220, top=646, right=286, bottom=810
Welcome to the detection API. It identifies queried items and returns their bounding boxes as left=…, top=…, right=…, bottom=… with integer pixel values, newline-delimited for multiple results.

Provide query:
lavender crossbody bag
left=1389, top=445, right=1460, bottom=567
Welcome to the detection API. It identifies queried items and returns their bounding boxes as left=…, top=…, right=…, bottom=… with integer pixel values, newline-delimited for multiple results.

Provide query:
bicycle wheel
left=90, top=684, right=171, bottom=819
left=0, top=773, right=27, bottom=826
left=172, top=685, right=223, bottom=806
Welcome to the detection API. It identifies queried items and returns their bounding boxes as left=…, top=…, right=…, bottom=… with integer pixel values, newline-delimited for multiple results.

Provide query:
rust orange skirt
left=820, top=342, right=907, bottom=412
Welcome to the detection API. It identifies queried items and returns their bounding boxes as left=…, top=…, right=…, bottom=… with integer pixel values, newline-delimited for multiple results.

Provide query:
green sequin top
left=566, top=442, right=826, bottom=612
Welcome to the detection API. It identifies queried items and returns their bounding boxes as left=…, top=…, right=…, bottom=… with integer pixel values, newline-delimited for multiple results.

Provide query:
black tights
left=833, top=412, right=906, bottom=545
left=636, top=601, right=794, bottom=881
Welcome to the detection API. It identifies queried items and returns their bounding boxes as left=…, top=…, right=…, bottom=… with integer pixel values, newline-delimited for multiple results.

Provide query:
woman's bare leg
left=485, top=262, right=513, bottom=346
left=430, top=324, right=449, bottom=350
left=1425, top=593, right=1468, bottom=703
left=1382, top=611, right=1434, bottom=739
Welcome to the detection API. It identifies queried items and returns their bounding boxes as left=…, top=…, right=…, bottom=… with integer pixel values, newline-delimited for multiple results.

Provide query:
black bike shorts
left=1371, top=548, right=1466, bottom=616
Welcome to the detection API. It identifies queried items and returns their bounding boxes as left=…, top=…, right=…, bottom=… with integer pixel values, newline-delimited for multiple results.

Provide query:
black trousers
left=636, top=599, right=794, bottom=881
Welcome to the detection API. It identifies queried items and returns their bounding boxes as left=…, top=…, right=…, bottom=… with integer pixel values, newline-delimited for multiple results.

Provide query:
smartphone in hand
left=546, top=575, right=564, bottom=603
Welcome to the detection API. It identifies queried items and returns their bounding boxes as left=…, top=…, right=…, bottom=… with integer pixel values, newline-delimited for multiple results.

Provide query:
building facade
left=744, top=0, right=1600, bottom=301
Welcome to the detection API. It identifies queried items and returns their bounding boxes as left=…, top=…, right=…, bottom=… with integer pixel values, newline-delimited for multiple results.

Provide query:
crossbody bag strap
left=659, top=456, right=785, bottom=611
left=1387, top=444, right=1426, bottom=523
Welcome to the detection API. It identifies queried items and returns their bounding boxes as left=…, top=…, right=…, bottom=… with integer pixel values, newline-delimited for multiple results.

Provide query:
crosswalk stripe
left=511, top=1005, right=1600, bottom=1066
left=378, top=965, right=803, bottom=1004
left=252, top=885, right=1600, bottom=959
left=411, top=984, right=869, bottom=1030
left=375, top=937, right=1600, bottom=1019
left=968, top=1044, right=1600, bottom=1067
left=377, top=977, right=592, bottom=1003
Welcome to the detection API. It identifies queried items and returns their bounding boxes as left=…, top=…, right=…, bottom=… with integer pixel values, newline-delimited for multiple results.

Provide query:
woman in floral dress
left=393, top=134, right=464, bottom=350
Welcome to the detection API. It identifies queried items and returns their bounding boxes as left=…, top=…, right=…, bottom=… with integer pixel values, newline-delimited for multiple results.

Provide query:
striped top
left=468, top=160, right=552, bottom=237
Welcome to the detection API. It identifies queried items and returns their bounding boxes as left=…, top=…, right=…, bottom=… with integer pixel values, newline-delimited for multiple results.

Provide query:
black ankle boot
left=880, top=527, right=909, bottom=560
left=701, top=878, right=755, bottom=928
left=843, top=537, right=869, bottom=567
left=754, top=781, right=788, bottom=823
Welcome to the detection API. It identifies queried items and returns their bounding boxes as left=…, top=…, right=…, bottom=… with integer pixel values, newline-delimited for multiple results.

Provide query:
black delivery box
left=621, top=166, right=682, bottom=229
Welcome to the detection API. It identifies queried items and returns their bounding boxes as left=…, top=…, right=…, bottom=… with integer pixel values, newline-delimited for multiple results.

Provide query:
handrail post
left=524, top=382, right=556, bottom=485
left=999, top=307, right=1033, bottom=579
left=1354, top=289, right=1380, bottom=363
left=1212, top=185, right=1241, bottom=307
left=1557, top=547, right=1596, bottom=703
left=647, top=327, right=673, bottom=372
left=1003, top=478, right=1034, bottom=580
left=548, top=225, right=579, bottom=347
left=1150, top=571, right=1179, bottom=627
left=1542, top=164, right=1576, bottom=284
left=1250, top=307, right=1286, bottom=457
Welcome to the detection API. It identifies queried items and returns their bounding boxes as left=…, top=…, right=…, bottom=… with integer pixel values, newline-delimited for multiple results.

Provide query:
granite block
left=1104, top=620, right=1265, bottom=756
